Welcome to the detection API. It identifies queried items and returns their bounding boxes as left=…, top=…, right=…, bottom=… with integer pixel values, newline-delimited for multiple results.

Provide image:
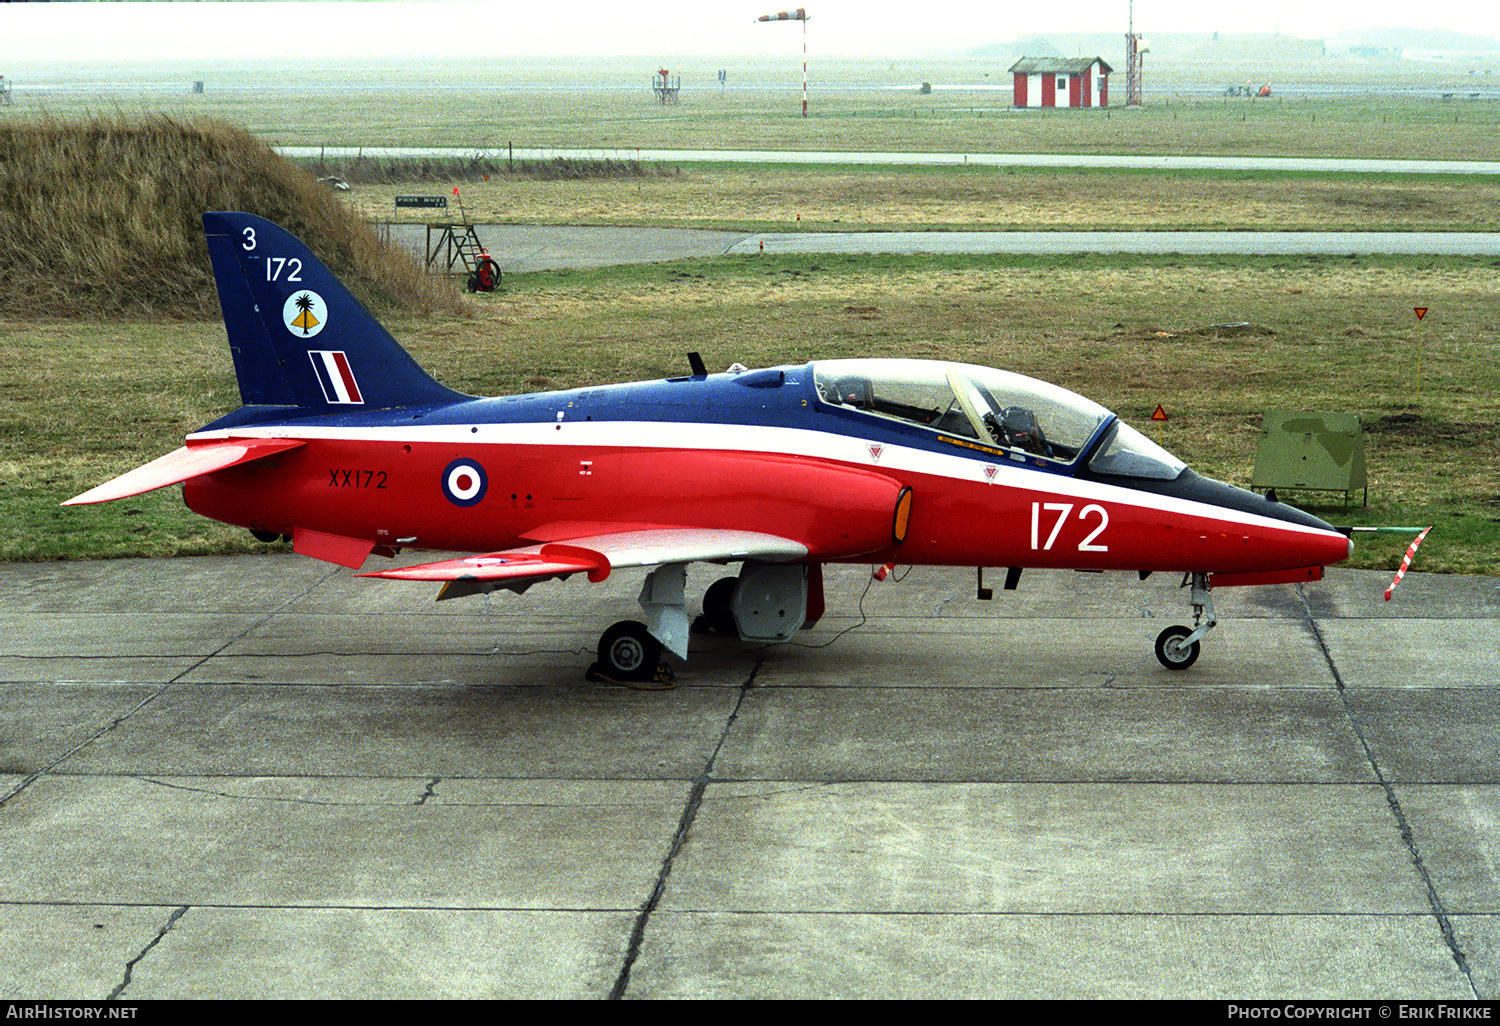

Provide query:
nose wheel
left=1154, top=625, right=1200, bottom=669
left=1154, top=572, right=1216, bottom=670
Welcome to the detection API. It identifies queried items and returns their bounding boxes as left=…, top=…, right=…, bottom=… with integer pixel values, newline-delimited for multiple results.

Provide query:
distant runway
left=383, top=224, right=744, bottom=272
left=289, top=146, right=1500, bottom=176
left=384, top=224, right=1500, bottom=272
left=729, top=230, right=1500, bottom=260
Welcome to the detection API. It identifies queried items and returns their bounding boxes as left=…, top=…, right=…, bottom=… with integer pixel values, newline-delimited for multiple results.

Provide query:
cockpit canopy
left=812, top=359, right=1185, bottom=480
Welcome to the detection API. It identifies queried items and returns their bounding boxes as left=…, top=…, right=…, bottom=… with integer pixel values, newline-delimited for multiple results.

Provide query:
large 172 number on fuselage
left=1031, top=501, right=1109, bottom=552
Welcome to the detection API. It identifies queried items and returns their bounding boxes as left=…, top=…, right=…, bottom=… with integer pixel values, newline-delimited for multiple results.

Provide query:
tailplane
left=203, top=211, right=467, bottom=410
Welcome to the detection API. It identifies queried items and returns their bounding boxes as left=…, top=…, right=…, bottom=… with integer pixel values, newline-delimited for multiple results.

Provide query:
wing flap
left=360, top=528, right=810, bottom=599
left=63, top=438, right=306, bottom=506
left=363, top=549, right=610, bottom=584
left=535, top=527, right=809, bottom=569
left=362, top=546, right=611, bottom=600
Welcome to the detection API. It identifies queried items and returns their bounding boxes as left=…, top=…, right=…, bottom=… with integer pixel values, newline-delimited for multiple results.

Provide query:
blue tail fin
left=203, top=211, right=467, bottom=410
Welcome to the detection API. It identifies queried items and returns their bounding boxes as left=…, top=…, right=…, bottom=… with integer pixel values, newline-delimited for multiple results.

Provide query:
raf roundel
left=283, top=290, right=328, bottom=338
left=441, top=458, right=488, bottom=507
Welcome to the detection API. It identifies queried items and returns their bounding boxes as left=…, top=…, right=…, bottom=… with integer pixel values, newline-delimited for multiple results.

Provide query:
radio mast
left=1125, top=0, right=1146, bottom=106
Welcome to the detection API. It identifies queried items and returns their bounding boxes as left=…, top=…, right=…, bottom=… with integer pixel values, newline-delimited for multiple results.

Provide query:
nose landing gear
left=1155, top=624, right=1201, bottom=669
left=1155, top=571, right=1217, bottom=670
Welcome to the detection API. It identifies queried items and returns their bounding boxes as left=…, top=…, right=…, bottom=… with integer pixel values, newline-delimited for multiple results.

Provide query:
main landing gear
left=1154, top=571, right=1217, bottom=670
left=590, top=562, right=815, bottom=685
left=700, top=575, right=739, bottom=636
left=594, top=620, right=669, bottom=686
left=589, top=563, right=689, bottom=686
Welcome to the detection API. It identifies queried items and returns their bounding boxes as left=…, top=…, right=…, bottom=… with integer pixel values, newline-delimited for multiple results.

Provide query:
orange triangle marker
left=1414, top=307, right=1428, bottom=320
left=1151, top=405, right=1168, bottom=421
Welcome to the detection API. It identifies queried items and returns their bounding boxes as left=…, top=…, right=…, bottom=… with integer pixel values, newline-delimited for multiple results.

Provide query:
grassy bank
left=10, top=251, right=1497, bottom=574
left=0, top=114, right=462, bottom=317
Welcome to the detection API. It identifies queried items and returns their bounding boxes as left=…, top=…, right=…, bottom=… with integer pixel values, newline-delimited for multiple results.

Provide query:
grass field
left=339, top=164, right=1500, bottom=234
left=11, top=55, right=1500, bottom=160
left=3, top=55, right=1497, bottom=574
left=221, top=91, right=1500, bottom=160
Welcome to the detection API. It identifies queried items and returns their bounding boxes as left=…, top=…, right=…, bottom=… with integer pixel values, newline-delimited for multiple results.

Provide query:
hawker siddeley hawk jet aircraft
left=70, top=212, right=1402, bottom=683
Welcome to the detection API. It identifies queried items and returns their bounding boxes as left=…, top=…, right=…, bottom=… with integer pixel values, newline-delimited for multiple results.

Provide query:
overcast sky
left=4, top=1, right=1497, bottom=63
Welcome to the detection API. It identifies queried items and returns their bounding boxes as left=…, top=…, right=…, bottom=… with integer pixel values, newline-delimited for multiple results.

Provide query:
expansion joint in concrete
left=1296, top=585, right=1479, bottom=998
left=1, top=568, right=343, bottom=812
left=608, top=658, right=762, bottom=999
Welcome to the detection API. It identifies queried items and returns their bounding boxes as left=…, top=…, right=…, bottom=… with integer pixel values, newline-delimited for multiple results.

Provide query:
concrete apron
left=0, top=555, right=1495, bottom=998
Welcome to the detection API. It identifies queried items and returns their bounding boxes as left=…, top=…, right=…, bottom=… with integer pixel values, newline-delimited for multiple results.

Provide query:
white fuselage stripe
left=189, top=420, right=1333, bottom=538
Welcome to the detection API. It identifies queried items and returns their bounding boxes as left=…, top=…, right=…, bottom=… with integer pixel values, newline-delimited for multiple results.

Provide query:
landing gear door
left=732, top=563, right=808, bottom=643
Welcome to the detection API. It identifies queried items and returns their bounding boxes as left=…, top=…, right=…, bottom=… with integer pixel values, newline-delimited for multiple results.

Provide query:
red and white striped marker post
left=1413, top=306, right=1428, bottom=407
left=1384, top=526, right=1432, bottom=601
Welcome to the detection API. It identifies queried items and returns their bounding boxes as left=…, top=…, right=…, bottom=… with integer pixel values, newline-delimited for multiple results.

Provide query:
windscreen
left=1086, top=420, right=1187, bottom=480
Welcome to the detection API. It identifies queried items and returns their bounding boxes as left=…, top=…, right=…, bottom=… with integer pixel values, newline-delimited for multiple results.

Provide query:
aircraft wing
left=62, top=438, right=307, bottom=505
left=361, top=527, right=810, bottom=600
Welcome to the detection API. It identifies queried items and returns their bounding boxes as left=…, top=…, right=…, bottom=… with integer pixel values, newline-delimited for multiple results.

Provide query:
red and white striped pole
left=1346, top=525, right=1435, bottom=601
left=802, top=15, right=808, bottom=117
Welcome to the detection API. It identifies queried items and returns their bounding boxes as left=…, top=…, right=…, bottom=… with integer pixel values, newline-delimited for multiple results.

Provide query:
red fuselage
left=182, top=416, right=1352, bottom=576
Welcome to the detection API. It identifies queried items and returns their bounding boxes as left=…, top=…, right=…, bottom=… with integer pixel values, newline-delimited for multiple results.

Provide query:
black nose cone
left=1088, top=468, right=1339, bottom=533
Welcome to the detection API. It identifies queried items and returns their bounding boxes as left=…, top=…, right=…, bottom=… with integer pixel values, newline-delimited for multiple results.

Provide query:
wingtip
left=60, top=481, right=145, bottom=506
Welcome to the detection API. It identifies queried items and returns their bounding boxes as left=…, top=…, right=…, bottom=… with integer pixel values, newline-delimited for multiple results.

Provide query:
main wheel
left=598, top=621, right=662, bottom=681
left=702, top=576, right=740, bottom=635
left=1155, top=625, right=1200, bottom=670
